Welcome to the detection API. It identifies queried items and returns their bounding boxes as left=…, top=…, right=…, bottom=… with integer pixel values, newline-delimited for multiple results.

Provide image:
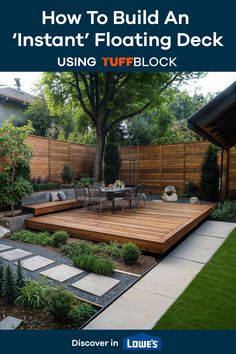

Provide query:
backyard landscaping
left=154, top=227, right=236, bottom=330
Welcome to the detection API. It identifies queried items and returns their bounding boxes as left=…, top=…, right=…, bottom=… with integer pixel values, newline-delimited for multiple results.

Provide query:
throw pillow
left=50, top=192, right=60, bottom=202
left=58, top=191, right=67, bottom=201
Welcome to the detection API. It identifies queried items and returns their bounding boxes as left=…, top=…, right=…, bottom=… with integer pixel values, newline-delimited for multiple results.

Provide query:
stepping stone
left=41, top=264, right=83, bottom=282
left=18, top=255, right=55, bottom=271
left=0, top=248, right=31, bottom=261
left=0, top=316, right=22, bottom=330
left=72, top=273, right=120, bottom=296
left=0, top=244, right=12, bottom=252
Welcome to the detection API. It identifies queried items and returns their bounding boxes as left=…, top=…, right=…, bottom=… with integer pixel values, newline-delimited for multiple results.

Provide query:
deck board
left=26, top=202, right=215, bottom=254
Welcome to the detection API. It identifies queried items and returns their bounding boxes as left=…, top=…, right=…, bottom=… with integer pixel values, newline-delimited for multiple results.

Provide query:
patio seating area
left=26, top=201, right=215, bottom=254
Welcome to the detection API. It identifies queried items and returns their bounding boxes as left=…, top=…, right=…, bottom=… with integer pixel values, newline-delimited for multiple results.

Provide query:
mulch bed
left=0, top=299, right=77, bottom=330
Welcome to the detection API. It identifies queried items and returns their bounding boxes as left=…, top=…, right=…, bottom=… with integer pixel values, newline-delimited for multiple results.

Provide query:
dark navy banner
left=0, top=0, right=235, bottom=71
left=0, top=330, right=235, bottom=354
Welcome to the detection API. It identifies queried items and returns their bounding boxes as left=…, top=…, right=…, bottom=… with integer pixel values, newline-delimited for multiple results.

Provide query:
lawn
left=154, top=227, right=236, bottom=330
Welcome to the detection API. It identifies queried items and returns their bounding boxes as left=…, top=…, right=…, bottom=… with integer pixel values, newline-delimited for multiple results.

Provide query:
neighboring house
left=0, top=79, right=34, bottom=126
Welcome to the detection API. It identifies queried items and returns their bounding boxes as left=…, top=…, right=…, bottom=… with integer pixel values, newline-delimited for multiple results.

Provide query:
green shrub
left=16, top=278, right=50, bottom=309
left=120, top=243, right=141, bottom=264
left=3, top=265, right=17, bottom=304
left=184, top=181, right=200, bottom=198
left=52, top=230, right=69, bottom=247
left=104, top=140, right=121, bottom=185
left=32, top=182, right=60, bottom=192
left=11, top=230, right=53, bottom=245
left=200, top=145, right=219, bottom=202
left=16, top=260, right=25, bottom=291
left=61, top=165, right=75, bottom=184
left=61, top=241, right=94, bottom=258
left=211, top=201, right=236, bottom=221
left=103, top=241, right=121, bottom=258
left=92, top=257, right=115, bottom=275
left=70, top=303, right=96, bottom=327
left=73, top=254, right=115, bottom=275
left=76, top=176, right=94, bottom=188
left=45, top=287, right=75, bottom=323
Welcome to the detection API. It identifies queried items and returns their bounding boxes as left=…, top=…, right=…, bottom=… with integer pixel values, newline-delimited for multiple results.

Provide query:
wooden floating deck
left=26, top=202, right=215, bottom=254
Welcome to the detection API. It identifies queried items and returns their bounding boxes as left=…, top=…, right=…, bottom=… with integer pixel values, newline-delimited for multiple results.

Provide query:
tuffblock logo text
left=123, top=333, right=162, bottom=351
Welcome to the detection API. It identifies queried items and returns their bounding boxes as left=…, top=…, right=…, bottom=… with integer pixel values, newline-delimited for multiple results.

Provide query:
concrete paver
left=72, top=273, right=120, bottom=296
left=0, top=248, right=31, bottom=261
left=41, top=264, right=83, bottom=282
left=19, top=255, right=55, bottom=271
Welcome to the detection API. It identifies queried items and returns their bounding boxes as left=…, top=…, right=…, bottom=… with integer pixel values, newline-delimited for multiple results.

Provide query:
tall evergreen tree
left=104, top=134, right=121, bottom=185
left=200, top=145, right=219, bottom=202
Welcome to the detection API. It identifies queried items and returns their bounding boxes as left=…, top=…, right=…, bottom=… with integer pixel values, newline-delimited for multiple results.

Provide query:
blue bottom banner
left=0, top=330, right=234, bottom=354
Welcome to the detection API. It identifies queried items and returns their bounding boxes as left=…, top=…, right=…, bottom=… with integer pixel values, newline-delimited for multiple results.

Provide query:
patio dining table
left=101, top=187, right=133, bottom=214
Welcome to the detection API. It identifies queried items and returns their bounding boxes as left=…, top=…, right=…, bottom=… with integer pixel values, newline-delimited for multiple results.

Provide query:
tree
left=200, top=145, right=219, bottom=202
left=42, top=72, right=203, bottom=181
left=104, top=134, right=121, bottom=184
left=0, top=119, right=34, bottom=215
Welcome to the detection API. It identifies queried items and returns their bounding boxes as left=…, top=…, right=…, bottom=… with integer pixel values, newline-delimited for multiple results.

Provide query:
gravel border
left=0, top=239, right=137, bottom=307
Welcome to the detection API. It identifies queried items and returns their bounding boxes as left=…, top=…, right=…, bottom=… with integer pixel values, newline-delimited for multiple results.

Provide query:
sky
left=0, top=71, right=236, bottom=96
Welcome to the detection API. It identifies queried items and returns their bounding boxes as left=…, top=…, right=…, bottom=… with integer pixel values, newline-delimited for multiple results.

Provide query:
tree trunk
left=93, top=133, right=106, bottom=181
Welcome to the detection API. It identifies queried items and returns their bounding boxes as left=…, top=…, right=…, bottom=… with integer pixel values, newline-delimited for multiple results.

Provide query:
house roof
left=188, top=81, right=236, bottom=150
left=0, top=85, right=34, bottom=105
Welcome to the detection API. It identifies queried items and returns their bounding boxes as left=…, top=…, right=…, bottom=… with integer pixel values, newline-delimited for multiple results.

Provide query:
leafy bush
left=211, top=201, right=236, bottom=221
left=61, top=165, right=75, bottom=184
left=184, top=181, right=200, bottom=198
left=120, top=243, right=141, bottom=264
left=16, top=278, right=50, bottom=309
left=92, top=257, right=115, bottom=275
left=45, top=287, right=75, bottom=323
left=3, top=265, right=17, bottom=304
left=52, top=230, right=69, bottom=247
left=15, top=160, right=31, bottom=181
left=70, top=303, right=96, bottom=326
left=200, top=145, right=219, bottom=202
left=61, top=241, right=94, bottom=258
left=76, top=176, right=94, bottom=188
left=0, top=120, right=34, bottom=216
left=11, top=230, right=53, bottom=245
left=103, top=241, right=121, bottom=258
left=73, top=254, right=115, bottom=275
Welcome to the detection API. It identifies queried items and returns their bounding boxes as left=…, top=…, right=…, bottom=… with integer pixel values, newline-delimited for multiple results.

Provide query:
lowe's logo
left=123, top=333, right=162, bottom=351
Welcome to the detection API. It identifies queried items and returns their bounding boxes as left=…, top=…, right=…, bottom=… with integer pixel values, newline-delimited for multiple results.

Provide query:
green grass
left=154, top=228, right=236, bottom=330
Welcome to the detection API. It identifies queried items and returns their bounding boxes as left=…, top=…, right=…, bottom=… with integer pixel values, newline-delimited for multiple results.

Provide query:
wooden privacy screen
left=119, top=142, right=236, bottom=197
left=0, top=136, right=235, bottom=197
left=26, top=136, right=96, bottom=182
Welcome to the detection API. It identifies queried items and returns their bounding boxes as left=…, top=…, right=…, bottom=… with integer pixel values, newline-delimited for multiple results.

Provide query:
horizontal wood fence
left=26, top=136, right=96, bottom=182
left=119, top=142, right=236, bottom=198
left=0, top=136, right=235, bottom=197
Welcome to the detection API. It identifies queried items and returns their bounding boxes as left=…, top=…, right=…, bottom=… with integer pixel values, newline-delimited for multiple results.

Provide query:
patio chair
left=122, top=185, right=140, bottom=212
left=88, top=186, right=110, bottom=215
left=137, top=183, right=147, bottom=206
left=74, top=186, right=87, bottom=208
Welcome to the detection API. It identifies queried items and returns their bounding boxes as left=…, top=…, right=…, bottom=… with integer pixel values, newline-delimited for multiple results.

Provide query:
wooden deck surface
left=26, top=202, right=215, bottom=254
